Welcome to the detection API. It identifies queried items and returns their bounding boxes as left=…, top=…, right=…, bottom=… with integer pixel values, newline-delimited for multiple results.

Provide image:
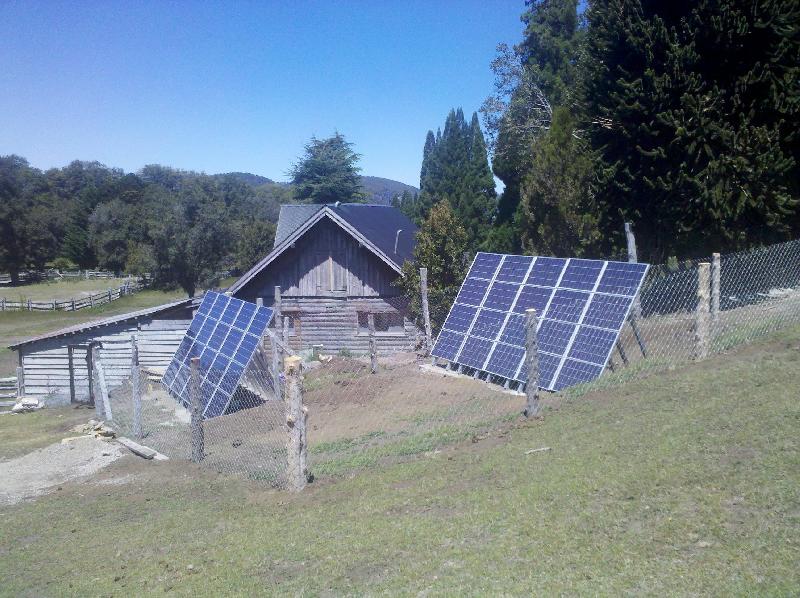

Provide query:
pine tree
left=289, top=132, right=363, bottom=203
left=585, top=0, right=800, bottom=260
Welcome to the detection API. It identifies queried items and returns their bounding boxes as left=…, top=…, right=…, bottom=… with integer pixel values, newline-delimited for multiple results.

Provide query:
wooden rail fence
left=0, top=281, right=144, bottom=312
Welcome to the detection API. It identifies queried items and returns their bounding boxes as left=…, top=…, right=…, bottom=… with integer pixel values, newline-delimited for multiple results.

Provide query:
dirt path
left=0, top=436, right=125, bottom=506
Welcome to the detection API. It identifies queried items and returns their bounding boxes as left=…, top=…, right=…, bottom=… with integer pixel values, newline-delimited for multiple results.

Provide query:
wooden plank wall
left=240, top=218, right=402, bottom=300
left=19, top=315, right=190, bottom=403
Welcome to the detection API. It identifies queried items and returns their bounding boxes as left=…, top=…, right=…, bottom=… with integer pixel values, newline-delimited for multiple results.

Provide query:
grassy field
left=0, top=325, right=798, bottom=595
left=0, top=289, right=187, bottom=376
left=0, top=277, right=136, bottom=302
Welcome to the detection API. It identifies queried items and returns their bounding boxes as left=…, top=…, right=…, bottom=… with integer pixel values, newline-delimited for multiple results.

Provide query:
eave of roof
left=228, top=206, right=408, bottom=296
left=8, top=297, right=194, bottom=350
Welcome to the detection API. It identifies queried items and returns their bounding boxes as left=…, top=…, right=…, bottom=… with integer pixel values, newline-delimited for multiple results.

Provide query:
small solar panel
left=162, top=291, right=273, bottom=418
left=431, top=253, right=649, bottom=391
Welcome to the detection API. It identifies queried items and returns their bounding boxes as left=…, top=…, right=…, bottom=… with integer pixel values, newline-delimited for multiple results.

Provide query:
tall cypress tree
left=413, top=109, right=497, bottom=250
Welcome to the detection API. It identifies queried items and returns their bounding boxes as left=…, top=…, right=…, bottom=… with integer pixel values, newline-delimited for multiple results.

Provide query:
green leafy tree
left=234, top=220, right=277, bottom=272
left=289, top=133, right=363, bottom=203
left=518, top=107, right=601, bottom=257
left=399, top=201, right=468, bottom=333
left=584, top=0, right=800, bottom=260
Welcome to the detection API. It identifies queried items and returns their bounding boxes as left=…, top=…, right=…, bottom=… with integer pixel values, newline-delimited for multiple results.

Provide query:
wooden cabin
left=9, top=299, right=193, bottom=404
left=230, top=203, right=420, bottom=354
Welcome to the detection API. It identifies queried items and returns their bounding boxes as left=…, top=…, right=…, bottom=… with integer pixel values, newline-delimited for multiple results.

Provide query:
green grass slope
left=0, top=326, right=798, bottom=595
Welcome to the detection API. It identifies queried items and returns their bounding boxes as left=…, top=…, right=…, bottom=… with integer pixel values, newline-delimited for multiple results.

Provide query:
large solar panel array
left=162, top=291, right=273, bottom=419
left=432, top=253, right=648, bottom=391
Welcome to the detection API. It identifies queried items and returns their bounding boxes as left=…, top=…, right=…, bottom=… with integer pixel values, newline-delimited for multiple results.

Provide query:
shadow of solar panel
left=433, top=252, right=648, bottom=391
left=162, top=291, right=273, bottom=420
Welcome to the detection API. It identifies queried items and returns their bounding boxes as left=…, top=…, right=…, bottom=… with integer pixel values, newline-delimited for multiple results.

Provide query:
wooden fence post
left=1, top=298, right=5, bottom=311
left=694, top=263, right=711, bottom=360
left=368, top=313, right=377, bottom=374
left=625, top=222, right=642, bottom=319
left=27, top=299, right=31, bottom=311
left=86, top=342, right=96, bottom=407
left=420, top=267, right=433, bottom=355
left=131, top=335, right=142, bottom=440
left=190, top=357, right=204, bottom=462
left=711, top=252, right=721, bottom=326
left=89, top=294, right=95, bottom=308
left=524, top=309, right=540, bottom=417
left=71, top=299, right=76, bottom=311
left=92, top=345, right=112, bottom=420
left=283, top=316, right=289, bottom=346
left=67, top=346, right=76, bottom=403
left=274, top=286, right=282, bottom=330
left=284, top=355, right=307, bottom=491
left=16, top=365, right=24, bottom=398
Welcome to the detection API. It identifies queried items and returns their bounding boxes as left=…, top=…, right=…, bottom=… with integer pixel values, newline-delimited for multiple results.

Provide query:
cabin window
left=357, top=311, right=405, bottom=334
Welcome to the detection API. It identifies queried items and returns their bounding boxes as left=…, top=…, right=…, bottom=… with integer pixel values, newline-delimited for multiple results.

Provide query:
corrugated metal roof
left=8, top=297, right=195, bottom=350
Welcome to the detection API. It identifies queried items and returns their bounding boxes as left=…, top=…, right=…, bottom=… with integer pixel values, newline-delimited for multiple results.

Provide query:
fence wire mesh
left=95, top=237, right=800, bottom=487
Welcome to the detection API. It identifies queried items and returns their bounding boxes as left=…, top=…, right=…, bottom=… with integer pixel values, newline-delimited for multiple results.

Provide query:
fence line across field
left=0, top=280, right=143, bottom=312
left=59, top=234, right=800, bottom=491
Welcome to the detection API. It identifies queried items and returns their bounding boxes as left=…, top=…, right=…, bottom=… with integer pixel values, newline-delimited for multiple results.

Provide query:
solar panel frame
left=431, top=253, right=649, bottom=392
left=161, top=291, right=273, bottom=419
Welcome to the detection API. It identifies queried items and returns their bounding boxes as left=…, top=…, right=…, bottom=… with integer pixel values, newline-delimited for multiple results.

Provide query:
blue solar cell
left=458, top=336, right=493, bottom=369
left=553, top=359, right=604, bottom=391
left=518, top=352, right=560, bottom=389
left=499, top=313, right=525, bottom=346
left=470, top=253, right=502, bottom=280
left=513, top=284, right=552, bottom=314
left=442, top=304, right=477, bottom=333
left=538, top=319, right=575, bottom=357
left=596, top=262, right=649, bottom=296
left=526, top=257, right=566, bottom=287
left=583, top=294, right=630, bottom=330
left=485, top=343, right=524, bottom=379
left=455, top=277, right=490, bottom=307
left=434, top=252, right=647, bottom=391
left=546, top=289, right=590, bottom=323
left=560, top=259, right=604, bottom=292
left=568, top=326, right=617, bottom=365
left=496, top=255, right=533, bottom=284
left=162, top=291, right=273, bottom=420
left=471, top=309, right=506, bottom=341
left=483, top=281, right=518, bottom=311
left=431, top=330, right=465, bottom=361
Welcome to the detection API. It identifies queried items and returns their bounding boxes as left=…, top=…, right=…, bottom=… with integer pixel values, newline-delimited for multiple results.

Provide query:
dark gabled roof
left=8, top=298, right=195, bottom=350
left=230, top=203, right=418, bottom=295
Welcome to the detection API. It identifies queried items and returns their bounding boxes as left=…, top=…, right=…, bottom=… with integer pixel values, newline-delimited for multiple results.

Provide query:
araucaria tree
left=289, top=132, right=363, bottom=203
left=584, top=0, right=800, bottom=261
left=399, top=201, right=469, bottom=333
left=409, top=109, right=496, bottom=251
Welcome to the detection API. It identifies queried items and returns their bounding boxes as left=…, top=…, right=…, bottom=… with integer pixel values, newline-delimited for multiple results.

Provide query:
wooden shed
left=9, top=299, right=194, bottom=404
left=230, top=203, right=420, bottom=354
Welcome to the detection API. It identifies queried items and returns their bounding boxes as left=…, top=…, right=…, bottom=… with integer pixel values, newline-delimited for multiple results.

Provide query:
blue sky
left=0, top=0, right=525, bottom=187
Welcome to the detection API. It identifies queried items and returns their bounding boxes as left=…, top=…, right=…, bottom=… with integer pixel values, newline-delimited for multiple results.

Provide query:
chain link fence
left=91, top=237, right=800, bottom=488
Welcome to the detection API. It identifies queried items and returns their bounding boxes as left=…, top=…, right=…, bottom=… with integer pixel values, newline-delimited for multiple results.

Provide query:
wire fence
left=93, top=237, right=800, bottom=489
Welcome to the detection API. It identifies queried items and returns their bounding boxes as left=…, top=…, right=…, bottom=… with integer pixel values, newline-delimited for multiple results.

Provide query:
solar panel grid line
left=549, top=261, right=609, bottom=390
left=513, top=257, right=570, bottom=386
left=480, top=255, right=537, bottom=376
left=452, top=254, right=504, bottom=369
left=592, top=262, right=650, bottom=376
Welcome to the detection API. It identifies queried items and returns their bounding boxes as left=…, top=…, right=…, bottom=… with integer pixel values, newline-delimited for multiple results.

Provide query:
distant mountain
left=213, top=172, right=418, bottom=205
left=213, top=172, right=277, bottom=187
left=359, top=176, right=419, bottom=206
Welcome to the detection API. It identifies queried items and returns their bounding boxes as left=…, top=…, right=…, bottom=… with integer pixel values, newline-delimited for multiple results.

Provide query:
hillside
left=1, top=326, right=798, bottom=594
left=214, top=172, right=419, bottom=205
